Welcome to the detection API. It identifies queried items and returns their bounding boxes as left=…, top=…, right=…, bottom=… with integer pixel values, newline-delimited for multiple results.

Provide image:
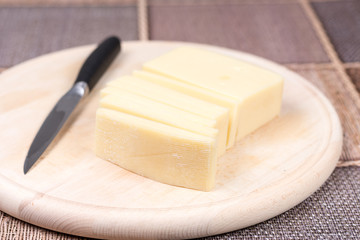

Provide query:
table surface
left=0, top=0, right=359, bottom=239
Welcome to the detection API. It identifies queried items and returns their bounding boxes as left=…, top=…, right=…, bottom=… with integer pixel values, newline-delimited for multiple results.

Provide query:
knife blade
left=24, top=36, right=121, bottom=174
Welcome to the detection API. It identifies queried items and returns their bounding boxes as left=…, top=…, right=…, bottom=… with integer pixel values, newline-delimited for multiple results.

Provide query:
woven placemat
left=1, top=0, right=359, bottom=239
left=1, top=167, right=358, bottom=239
left=0, top=6, right=138, bottom=67
left=204, top=166, right=360, bottom=239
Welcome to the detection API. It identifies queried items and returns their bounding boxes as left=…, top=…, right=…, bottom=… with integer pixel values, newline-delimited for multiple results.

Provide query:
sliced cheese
left=142, top=47, right=284, bottom=141
left=99, top=91, right=222, bottom=155
left=133, top=70, right=239, bottom=148
left=96, top=108, right=216, bottom=191
left=103, top=75, right=229, bottom=156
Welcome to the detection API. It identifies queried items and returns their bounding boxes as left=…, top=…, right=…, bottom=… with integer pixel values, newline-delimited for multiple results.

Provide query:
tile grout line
left=337, top=160, right=360, bottom=167
left=300, top=0, right=359, bottom=98
left=299, top=0, right=340, bottom=67
left=343, top=62, right=360, bottom=69
left=137, top=0, right=148, bottom=41
left=284, top=63, right=333, bottom=70
left=299, top=0, right=360, bottom=168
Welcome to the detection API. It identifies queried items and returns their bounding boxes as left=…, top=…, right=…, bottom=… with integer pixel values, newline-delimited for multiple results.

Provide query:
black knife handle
left=74, top=36, right=121, bottom=91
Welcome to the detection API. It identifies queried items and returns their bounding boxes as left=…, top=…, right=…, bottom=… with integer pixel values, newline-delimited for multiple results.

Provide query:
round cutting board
left=0, top=41, right=342, bottom=239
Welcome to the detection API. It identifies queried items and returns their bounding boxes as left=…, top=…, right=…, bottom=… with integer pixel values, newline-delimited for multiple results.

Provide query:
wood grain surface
left=0, top=42, right=342, bottom=239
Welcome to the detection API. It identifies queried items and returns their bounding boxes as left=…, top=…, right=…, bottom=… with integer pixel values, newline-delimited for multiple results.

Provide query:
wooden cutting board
left=0, top=41, right=342, bottom=239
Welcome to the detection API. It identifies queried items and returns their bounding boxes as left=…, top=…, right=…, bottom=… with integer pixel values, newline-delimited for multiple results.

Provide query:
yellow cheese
left=133, top=70, right=239, bottom=148
left=99, top=91, right=222, bottom=155
left=96, top=108, right=216, bottom=191
left=142, top=47, right=284, bottom=141
left=103, top=75, right=229, bottom=156
left=95, top=47, right=284, bottom=191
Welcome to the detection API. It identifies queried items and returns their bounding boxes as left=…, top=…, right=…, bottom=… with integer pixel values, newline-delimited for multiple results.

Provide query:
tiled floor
left=0, top=5, right=138, bottom=66
left=1, top=0, right=360, bottom=239
left=148, top=2, right=329, bottom=64
left=312, top=0, right=360, bottom=62
left=202, top=167, right=360, bottom=239
left=347, top=68, right=360, bottom=93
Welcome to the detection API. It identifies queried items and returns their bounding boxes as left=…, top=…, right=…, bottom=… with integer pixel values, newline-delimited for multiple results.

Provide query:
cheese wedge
left=102, top=76, right=229, bottom=156
left=133, top=70, right=239, bottom=148
left=96, top=108, right=216, bottom=191
left=142, top=47, right=284, bottom=141
left=99, top=91, right=222, bottom=156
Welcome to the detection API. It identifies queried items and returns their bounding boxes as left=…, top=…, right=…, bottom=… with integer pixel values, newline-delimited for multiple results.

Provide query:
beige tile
left=148, top=2, right=329, bottom=64
left=149, top=0, right=298, bottom=6
left=0, top=0, right=136, bottom=6
left=0, top=6, right=138, bottom=67
left=346, top=68, right=360, bottom=94
left=312, top=0, right=360, bottom=62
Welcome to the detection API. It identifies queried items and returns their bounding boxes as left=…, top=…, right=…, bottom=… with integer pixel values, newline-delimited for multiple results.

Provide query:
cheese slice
left=133, top=70, right=239, bottom=148
left=103, top=75, right=229, bottom=156
left=142, top=47, right=284, bottom=141
left=96, top=108, right=216, bottom=191
left=99, top=91, right=222, bottom=155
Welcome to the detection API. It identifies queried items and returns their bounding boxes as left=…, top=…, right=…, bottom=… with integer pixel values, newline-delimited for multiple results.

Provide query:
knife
left=23, top=36, right=121, bottom=174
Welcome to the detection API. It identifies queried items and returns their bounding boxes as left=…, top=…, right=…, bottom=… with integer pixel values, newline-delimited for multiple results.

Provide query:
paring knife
left=23, top=36, right=121, bottom=174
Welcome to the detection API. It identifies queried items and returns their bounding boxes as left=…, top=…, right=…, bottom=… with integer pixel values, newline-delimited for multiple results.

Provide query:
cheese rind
left=142, top=47, right=284, bottom=141
left=96, top=108, right=216, bottom=191
left=102, top=76, right=229, bottom=156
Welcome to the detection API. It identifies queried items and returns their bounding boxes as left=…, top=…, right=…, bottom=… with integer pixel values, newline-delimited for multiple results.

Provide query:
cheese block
left=95, top=47, right=284, bottom=191
left=99, top=91, right=222, bottom=155
left=96, top=108, right=217, bottom=191
left=142, top=47, right=284, bottom=141
left=133, top=70, right=239, bottom=148
left=103, top=76, right=229, bottom=156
